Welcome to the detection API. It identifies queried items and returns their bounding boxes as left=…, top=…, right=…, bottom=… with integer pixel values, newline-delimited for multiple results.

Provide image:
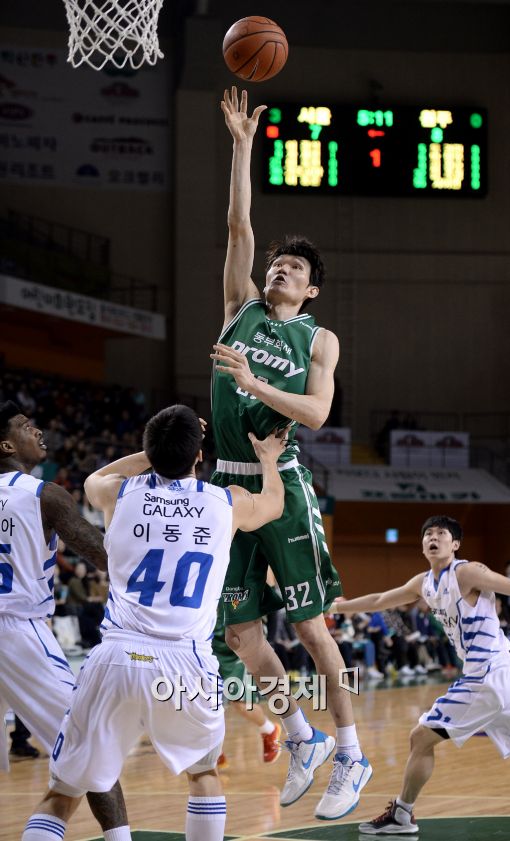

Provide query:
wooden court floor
left=2, top=679, right=509, bottom=840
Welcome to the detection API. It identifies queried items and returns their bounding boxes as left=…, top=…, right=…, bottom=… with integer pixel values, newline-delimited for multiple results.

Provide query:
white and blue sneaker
left=280, top=728, right=336, bottom=807
left=314, top=752, right=372, bottom=820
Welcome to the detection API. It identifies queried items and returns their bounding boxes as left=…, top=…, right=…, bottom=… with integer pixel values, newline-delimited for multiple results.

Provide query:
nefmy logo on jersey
left=223, top=587, right=250, bottom=609
left=125, top=651, right=159, bottom=663
left=230, top=340, right=305, bottom=379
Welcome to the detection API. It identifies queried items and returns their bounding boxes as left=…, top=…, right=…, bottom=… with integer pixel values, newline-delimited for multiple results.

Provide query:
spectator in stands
left=496, top=595, right=510, bottom=638
left=15, top=382, right=36, bottom=417
left=375, top=410, right=401, bottom=461
left=66, top=561, right=102, bottom=649
left=270, top=608, right=311, bottom=676
left=382, top=608, right=427, bottom=676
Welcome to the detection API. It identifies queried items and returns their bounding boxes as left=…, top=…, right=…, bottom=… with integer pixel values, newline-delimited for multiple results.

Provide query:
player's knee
left=409, top=724, right=433, bottom=753
left=225, top=622, right=262, bottom=657
left=294, top=615, right=327, bottom=650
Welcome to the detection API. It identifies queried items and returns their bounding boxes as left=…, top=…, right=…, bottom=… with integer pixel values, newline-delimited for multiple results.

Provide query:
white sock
left=282, top=709, right=313, bottom=743
left=336, top=724, right=362, bottom=761
left=258, top=719, right=275, bottom=735
left=186, top=796, right=226, bottom=841
left=22, top=814, right=66, bottom=840
left=396, top=795, right=414, bottom=813
left=104, top=827, right=132, bottom=840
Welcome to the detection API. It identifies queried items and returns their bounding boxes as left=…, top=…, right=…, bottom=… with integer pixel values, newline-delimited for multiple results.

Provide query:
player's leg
left=185, top=764, right=226, bottom=841
left=254, top=466, right=371, bottom=817
left=359, top=724, right=443, bottom=835
left=213, top=612, right=281, bottom=765
left=226, top=617, right=335, bottom=807
left=23, top=641, right=140, bottom=840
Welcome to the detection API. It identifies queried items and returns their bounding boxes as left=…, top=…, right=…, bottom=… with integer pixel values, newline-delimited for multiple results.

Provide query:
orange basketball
left=222, top=16, right=288, bottom=82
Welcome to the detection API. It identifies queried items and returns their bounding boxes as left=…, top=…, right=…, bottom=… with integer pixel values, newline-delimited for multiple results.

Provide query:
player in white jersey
left=0, top=401, right=130, bottom=841
left=22, top=404, right=286, bottom=841
left=331, top=514, right=510, bottom=834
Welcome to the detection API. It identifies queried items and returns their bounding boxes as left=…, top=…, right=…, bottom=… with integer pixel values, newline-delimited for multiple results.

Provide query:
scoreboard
left=261, top=104, right=487, bottom=196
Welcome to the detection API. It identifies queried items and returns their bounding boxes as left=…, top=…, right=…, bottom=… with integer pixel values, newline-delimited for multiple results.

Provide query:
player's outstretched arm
left=230, top=428, right=286, bottom=532
left=333, top=574, right=425, bottom=614
left=456, top=561, right=510, bottom=598
left=212, top=328, right=340, bottom=430
left=221, top=86, right=266, bottom=325
left=40, top=482, right=108, bottom=570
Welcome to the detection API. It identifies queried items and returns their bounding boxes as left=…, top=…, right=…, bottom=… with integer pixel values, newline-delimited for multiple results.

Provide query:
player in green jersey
left=209, top=87, right=371, bottom=821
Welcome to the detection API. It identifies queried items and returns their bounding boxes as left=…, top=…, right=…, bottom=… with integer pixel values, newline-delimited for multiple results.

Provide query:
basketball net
left=62, top=0, right=165, bottom=70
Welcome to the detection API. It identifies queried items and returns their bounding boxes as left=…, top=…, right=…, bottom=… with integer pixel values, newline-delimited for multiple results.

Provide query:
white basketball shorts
left=0, top=614, right=75, bottom=770
left=50, top=630, right=225, bottom=795
left=419, top=661, right=510, bottom=758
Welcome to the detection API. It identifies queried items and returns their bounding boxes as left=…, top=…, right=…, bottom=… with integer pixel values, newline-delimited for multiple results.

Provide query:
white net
left=62, top=0, right=165, bottom=70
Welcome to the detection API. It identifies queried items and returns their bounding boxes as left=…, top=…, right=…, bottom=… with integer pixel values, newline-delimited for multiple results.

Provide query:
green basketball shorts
left=211, top=461, right=342, bottom=625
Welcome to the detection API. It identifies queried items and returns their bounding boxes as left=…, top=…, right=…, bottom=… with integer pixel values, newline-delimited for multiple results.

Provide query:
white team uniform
left=0, top=471, right=74, bottom=770
left=419, top=558, right=510, bottom=757
left=50, top=474, right=233, bottom=795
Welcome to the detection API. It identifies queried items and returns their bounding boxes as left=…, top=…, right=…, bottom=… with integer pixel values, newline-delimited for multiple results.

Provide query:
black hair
left=421, top=515, right=463, bottom=544
left=0, top=401, right=22, bottom=440
left=265, top=235, right=325, bottom=310
left=142, top=404, right=202, bottom=479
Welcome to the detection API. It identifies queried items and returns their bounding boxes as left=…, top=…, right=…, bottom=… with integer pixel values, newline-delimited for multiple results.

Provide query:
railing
left=1, top=214, right=159, bottom=312
left=7, top=209, right=110, bottom=265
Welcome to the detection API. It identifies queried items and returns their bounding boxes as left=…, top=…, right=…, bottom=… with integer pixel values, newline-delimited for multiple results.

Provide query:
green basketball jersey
left=212, top=298, right=322, bottom=462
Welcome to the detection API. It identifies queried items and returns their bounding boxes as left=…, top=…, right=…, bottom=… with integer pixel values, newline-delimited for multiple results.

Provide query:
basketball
left=222, top=17, right=288, bottom=82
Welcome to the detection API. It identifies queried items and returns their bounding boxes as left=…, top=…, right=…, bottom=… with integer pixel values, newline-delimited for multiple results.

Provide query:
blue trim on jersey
left=463, top=630, right=496, bottom=640
left=192, top=640, right=204, bottom=669
left=108, top=589, right=115, bottom=602
left=43, top=553, right=57, bottom=570
left=461, top=615, right=491, bottom=624
left=433, top=564, right=450, bottom=592
left=36, top=480, right=45, bottom=497
left=29, top=619, right=71, bottom=671
left=0, top=544, right=11, bottom=553
left=447, top=688, right=472, bottom=694
left=148, top=473, right=156, bottom=489
left=467, top=645, right=500, bottom=654
left=49, top=532, right=58, bottom=551
left=8, top=471, right=22, bottom=486
left=466, top=657, right=491, bottom=662
left=455, top=597, right=466, bottom=652
left=37, top=595, right=53, bottom=606
left=103, top=605, right=123, bottom=629
left=436, top=697, right=468, bottom=705
left=118, top=479, right=129, bottom=499
left=224, top=487, right=232, bottom=507
left=197, top=480, right=204, bottom=492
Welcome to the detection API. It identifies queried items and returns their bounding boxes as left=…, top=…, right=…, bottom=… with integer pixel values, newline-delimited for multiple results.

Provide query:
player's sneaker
left=262, top=723, right=281, bottom=764
left=315, top=752, right=372, bottom=820
left=359, top=800, right=419, bottom=834
left=280, top=728, right=335, bottom=807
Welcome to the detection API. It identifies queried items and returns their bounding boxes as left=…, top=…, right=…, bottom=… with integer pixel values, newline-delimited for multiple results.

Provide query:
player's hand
left=211, top=343, right=257, bottom=392
left=248, top=426, right=290, bottom=463
left=198, top=417, right=207, bottom=436
left=221, top=87, right=267, bottom=142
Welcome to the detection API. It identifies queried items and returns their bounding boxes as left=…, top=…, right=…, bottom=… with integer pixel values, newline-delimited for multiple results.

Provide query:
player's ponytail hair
left=143, top=404, right=203, bottom=479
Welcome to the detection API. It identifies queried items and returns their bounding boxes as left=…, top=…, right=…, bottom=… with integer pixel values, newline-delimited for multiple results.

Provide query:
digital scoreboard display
left=262, top=105, right=487, bottom=196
